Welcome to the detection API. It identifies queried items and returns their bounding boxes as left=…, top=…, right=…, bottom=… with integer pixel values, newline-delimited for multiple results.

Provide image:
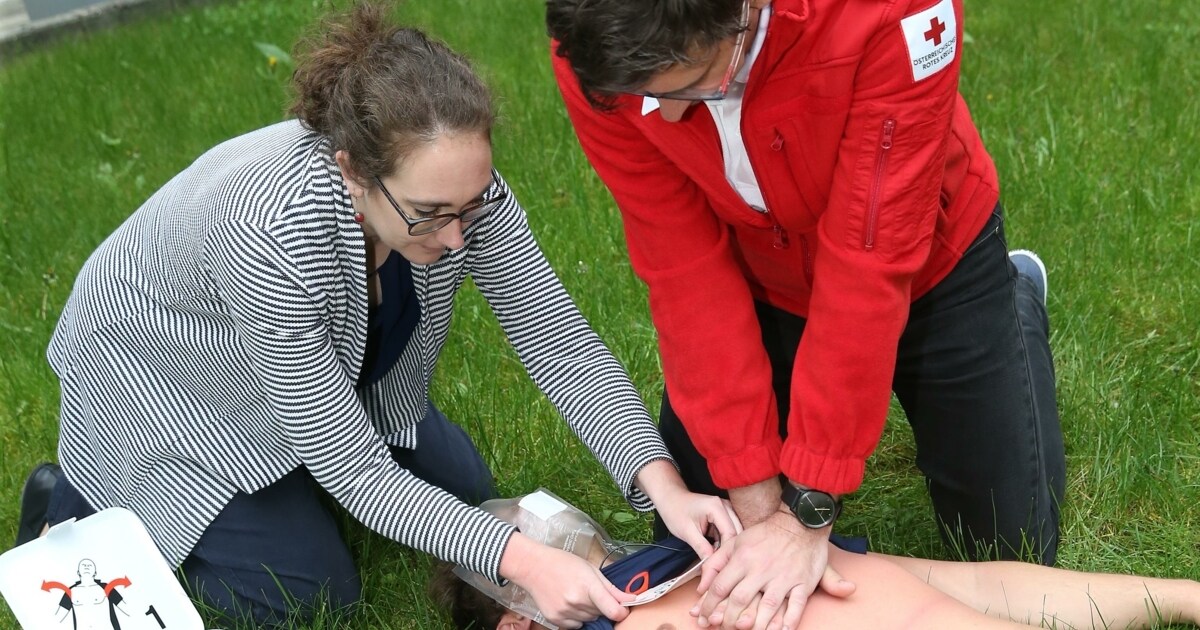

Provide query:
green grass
left=1, top=0, right=1198, bottom=627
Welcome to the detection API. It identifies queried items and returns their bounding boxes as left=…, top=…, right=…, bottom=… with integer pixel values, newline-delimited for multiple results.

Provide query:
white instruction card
left=0, top=507, right=203, bottom=630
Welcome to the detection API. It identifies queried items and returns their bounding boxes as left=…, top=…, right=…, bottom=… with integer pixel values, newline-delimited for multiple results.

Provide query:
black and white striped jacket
left=47, top=120, right=669, bottom=581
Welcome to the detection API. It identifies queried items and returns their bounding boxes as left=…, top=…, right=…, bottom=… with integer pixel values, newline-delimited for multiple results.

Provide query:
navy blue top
left=357, top=251, right=421, bottom=388
left=582, top=534, right=868, bottom=630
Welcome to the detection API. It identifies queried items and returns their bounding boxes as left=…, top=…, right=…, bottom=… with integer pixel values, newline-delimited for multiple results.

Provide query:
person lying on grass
left=433, top=491, right=1200, bottom=630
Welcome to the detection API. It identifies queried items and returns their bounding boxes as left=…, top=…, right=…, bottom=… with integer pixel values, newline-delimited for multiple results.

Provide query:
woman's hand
left=500, top=532, right=634, bottom=628
left=636, top=460, right=743, bottom=558
left=658, top=490, right=743, bottom=559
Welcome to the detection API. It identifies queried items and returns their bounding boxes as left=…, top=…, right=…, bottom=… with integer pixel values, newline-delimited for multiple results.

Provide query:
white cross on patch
left=900, top=0, right=958, bottom=82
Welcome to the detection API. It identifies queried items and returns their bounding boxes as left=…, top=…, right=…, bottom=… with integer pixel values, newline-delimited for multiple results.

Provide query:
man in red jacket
left=547, top=0, right=1065, bottom=628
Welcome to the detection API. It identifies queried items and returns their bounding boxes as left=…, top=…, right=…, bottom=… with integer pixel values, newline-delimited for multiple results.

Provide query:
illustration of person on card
left=44, top=558, right=131, bottom=629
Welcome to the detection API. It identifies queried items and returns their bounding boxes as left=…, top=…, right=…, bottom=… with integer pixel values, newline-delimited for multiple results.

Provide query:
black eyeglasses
left=373, top=169, right=505, bottom=236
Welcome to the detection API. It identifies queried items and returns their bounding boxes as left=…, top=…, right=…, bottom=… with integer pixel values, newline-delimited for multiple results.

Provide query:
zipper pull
left=881, top=119, right=895, bottom=149
left=771, top=131, right=784, bottom=151
left=773, top=223, right=790, bottom=249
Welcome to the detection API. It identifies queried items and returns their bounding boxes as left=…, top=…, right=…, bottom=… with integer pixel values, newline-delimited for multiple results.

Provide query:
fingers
left=692, top=600, right=727, bottom=629
left=532, top=555, right=634, bottom=627
left=698, top=560, right=751, bottom=619
left=780, top=584, right=811, bottom=630
left=715, top=581, right=760, bottom=629
left=605, top=578, right=636, bottom=606
left=765, top=605, right=787, bottom=630
left=707, top=498, right=741, bottom=544
left=818, top=563, right=856, bottom=598
left=728, top=592, right=762, bottom=630
left=696, top=542, right=732, bottom=593
left=591, top=575, right=632, bottom=622
left=683, top=527, right=717, bottom=559
left=543, top=604, right=590, bottom=629
left=589, top=588, right=628, bottom=623
left=743, top=581, right=790, bottom=630
left=723, top=499, right=745, bottom=535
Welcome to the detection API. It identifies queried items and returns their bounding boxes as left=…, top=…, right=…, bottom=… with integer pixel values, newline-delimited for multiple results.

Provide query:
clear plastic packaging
left=452, top=489, right=632, bottom=629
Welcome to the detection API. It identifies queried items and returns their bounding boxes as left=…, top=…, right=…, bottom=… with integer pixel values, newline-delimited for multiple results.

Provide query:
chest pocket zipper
left=864, top=119, right=896, bottom=251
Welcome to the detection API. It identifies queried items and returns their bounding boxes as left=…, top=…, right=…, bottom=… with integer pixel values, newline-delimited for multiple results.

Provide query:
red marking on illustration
left=41, top=580, right=73, bottom=598
left=103, top=576, right=131, bottom=597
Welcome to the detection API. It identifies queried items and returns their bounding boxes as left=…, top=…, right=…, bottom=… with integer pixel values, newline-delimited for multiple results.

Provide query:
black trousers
left=658, top=208, right=1066, bottom=564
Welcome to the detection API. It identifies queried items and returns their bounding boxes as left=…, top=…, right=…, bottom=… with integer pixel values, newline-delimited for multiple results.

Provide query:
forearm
left=633, top=458, right=687, bottom=502
left=497, top=531, right=539, bottom=585
left=727, top=477, right=786, bottom=526
left=882, top=555, right=1200, bottom=628
left=975, top=563, right=1200, bottom=628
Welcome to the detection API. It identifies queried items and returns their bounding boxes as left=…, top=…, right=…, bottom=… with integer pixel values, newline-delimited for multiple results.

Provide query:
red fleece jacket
left=552, top=0, right=999, bottom=493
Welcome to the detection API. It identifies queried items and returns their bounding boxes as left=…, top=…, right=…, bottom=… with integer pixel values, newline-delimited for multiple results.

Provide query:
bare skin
left=493, top=544, right=1200, bottom=630
left=333, top=133, right=489, bottom=270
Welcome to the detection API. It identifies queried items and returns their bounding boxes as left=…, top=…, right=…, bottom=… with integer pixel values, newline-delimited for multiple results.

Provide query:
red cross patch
left=900, top=0, right=958, bottom=82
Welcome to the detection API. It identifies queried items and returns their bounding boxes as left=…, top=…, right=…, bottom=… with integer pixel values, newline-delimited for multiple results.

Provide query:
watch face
left=787, top=487, right=838, bottom=528
left=799, top=492, right=837, bottom=527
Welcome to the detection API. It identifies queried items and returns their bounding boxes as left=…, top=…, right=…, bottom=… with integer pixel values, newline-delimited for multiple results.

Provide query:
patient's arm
left=877, top=552, right=1200, bottom=629
left=617, top=546, right=1022, bottom=629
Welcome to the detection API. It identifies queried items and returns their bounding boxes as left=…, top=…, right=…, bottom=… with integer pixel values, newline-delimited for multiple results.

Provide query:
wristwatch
left=781, top=482, right=841, bottom=529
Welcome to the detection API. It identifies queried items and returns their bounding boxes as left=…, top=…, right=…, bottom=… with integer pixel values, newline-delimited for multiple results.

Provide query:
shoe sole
left=1009, top=249, right=1048, bottom=304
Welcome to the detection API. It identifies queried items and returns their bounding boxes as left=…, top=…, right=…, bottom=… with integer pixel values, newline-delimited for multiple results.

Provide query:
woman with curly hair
left=14, top=4, right=735, bottom=626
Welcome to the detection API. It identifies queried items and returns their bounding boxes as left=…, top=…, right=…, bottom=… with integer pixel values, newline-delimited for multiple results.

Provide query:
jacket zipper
left=770, top=212, right=790, bottom=249
left=753, top=130, right=789, bottom=250
left=864, top=119, right=895, bottom=251
left=798, top=234, right=814, bottom=285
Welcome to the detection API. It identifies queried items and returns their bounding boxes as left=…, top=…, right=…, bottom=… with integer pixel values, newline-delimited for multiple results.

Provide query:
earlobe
left=333, top=149, right=366, bottom=198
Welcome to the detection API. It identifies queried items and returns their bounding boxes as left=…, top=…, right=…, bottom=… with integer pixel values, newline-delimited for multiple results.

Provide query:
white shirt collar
left=737, top=3, right=771, bottom=85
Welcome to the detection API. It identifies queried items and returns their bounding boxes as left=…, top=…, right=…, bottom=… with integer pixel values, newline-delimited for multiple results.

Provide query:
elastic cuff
left=626, top=456, right=679, bottom=513
left=778, top=443, right=866, bottom=495
left=706, top=440, right=783, bottom=489
left=487, top=525, right=519, bottom=586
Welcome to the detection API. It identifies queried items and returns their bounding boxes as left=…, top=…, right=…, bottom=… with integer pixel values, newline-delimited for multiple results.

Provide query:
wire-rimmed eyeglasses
left=628, top=0, right=752, bottom=102
left=373, top=169, right=504, bottom=236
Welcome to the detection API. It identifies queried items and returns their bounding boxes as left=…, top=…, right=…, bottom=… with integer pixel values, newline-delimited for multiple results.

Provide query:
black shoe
left=14, top=462, right=62, bottom=548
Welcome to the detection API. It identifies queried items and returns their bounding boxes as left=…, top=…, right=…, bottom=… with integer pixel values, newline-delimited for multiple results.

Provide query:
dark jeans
left=658, top=208, right=1066, bottom=564
left=47, top=404, right=496, bottom=626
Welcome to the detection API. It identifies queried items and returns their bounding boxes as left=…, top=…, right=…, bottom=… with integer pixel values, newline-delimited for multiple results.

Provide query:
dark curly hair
left=290, top=1, right=494, bottom=182
left=546, top=0, right=744, bottom=109
left=429, top=561, right=508, bottom=629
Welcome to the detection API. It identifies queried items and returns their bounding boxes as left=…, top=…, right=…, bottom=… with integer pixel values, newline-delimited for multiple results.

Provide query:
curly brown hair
left=289, top=1, right=494, bottom=183
left=429, top=561, right=507, bottom=629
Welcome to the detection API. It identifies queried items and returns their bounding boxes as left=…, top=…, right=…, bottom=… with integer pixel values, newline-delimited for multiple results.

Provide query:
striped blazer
left=47, top=120, right=670, bottom=582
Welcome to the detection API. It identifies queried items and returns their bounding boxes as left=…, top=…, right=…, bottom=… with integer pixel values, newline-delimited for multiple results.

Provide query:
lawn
left=1, top=0, right=1197, bottom=627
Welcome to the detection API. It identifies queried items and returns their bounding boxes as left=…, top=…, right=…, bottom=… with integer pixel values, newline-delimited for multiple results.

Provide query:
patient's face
left=495, top=609, right=547, bottom=629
